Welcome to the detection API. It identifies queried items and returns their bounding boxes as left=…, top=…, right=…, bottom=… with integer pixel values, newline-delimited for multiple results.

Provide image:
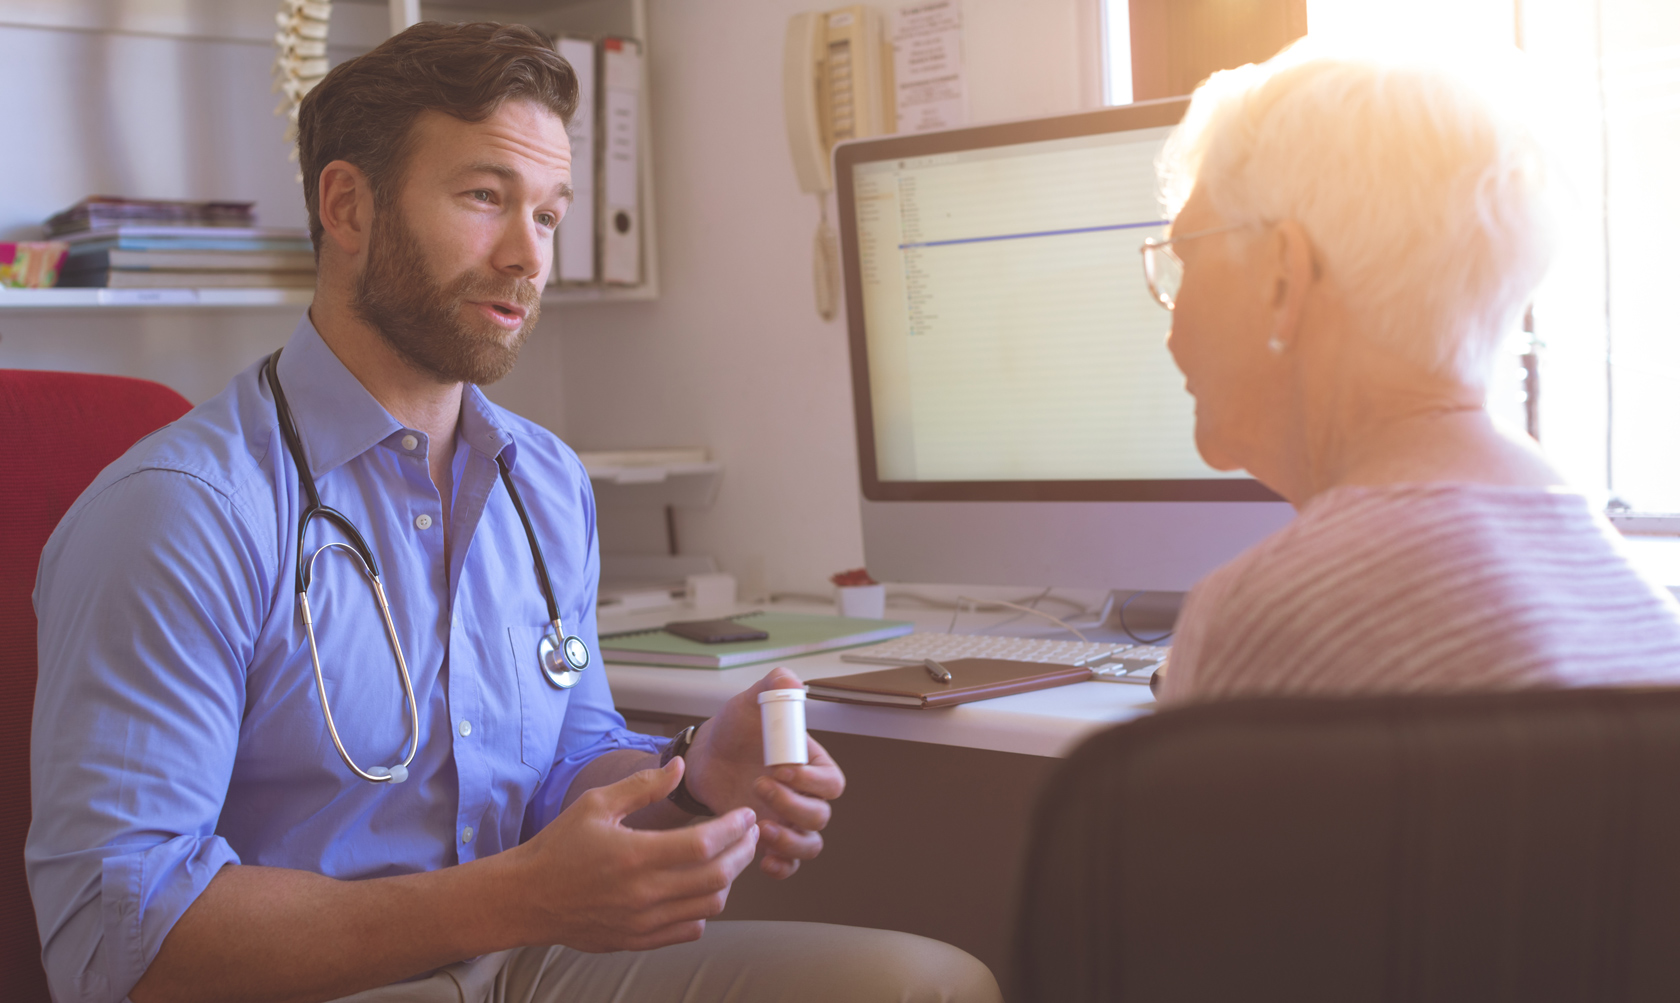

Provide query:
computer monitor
left=834, top=98, right=1294, bottom=594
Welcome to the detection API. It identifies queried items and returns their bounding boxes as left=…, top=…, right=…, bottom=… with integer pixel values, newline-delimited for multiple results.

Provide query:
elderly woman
left=1148, top=46, right=1680, bottom=702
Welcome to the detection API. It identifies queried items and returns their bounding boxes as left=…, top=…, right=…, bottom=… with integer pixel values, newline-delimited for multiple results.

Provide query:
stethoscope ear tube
left=267, top=351, right=421, bottom=783
left=496, top=454, right=588, bottom=686
left=265, top=348, right=587, bottom=790
left=298, top=560, right=421, bottom=783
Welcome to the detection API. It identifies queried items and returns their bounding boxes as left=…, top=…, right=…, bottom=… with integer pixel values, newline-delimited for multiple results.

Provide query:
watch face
left=562, top=635, right=590, bottom=670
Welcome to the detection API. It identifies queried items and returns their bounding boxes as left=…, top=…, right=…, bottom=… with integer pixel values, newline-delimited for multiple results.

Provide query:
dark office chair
left=1014, top=687, right=1680, bottom=1003
left=0, top=369, right=193, bottom=1002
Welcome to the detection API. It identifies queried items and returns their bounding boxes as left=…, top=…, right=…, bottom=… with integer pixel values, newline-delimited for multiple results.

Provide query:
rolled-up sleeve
left=30, top=468, right=265, bottom=1003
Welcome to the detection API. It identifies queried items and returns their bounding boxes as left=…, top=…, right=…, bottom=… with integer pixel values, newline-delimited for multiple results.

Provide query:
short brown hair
left=297, top=21, right=578, bottom=252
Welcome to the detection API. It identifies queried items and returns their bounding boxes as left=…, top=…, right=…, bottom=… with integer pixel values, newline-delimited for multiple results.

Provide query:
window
left=1101, top=0, right=1680, bottom=522
left=1100, top=0, right=1133, bottom=106
left=1589, top=1, right=1680, bottom=517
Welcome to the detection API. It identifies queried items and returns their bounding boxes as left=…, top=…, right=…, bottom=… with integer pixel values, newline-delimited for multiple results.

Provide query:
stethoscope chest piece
left=539, top=631, right=588, bottom=689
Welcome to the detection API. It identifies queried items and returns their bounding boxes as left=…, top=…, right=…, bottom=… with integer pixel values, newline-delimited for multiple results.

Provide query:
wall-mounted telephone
left=784, top=5, right=895, bottom=194
left=784, top=5, right=895, bottom=319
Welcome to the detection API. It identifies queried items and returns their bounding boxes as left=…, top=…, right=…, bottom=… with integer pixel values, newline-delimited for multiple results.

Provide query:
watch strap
left=659, top=725, right=716, bottom=817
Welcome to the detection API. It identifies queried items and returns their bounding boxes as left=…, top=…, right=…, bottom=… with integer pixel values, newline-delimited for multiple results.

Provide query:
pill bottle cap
left=758, top=687, right=807, bottom=705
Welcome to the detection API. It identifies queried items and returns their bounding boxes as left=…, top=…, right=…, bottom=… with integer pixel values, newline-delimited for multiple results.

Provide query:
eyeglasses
left=1139, top=223, right=1247, bottom=311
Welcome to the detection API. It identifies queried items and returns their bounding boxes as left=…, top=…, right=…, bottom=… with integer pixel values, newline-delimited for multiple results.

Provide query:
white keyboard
left=842, top=632, right=1168, bottom=684
left=1087, top=650, right=1170, bottom=685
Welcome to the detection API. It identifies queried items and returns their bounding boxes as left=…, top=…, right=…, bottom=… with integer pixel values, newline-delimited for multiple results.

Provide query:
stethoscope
left=263, top=350, right=588, bottom=785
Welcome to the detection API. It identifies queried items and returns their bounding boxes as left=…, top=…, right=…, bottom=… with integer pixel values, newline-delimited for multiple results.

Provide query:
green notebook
left=600, top=611, right=913, bottom=669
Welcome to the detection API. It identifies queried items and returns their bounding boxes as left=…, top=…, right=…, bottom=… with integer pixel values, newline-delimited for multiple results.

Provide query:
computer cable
left=953, top=596, right=1091, bottom=642
left=1117, top=589, right=1174, bottom=646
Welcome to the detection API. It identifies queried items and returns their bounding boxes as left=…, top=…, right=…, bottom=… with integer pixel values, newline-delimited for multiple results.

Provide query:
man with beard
left=27, top=22, right=1001, bottom=1003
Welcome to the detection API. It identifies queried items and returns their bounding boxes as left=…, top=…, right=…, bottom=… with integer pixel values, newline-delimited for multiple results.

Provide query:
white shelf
left=0, top=283, right=655, bottom=310
left=2, top=0, right=657, bottom=308
left=0, top=287, right=313, bottom=310
left=0, top=285, right=659, bottom=311
left=584, top=455, right=723, bottom=509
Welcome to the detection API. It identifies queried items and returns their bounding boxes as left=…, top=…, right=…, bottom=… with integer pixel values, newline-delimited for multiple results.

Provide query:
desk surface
left=601, top=601, right=1157, bottom=758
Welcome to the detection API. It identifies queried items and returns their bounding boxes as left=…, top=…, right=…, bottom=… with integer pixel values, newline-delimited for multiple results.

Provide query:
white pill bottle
left=757, top=688, right=809, bottom=766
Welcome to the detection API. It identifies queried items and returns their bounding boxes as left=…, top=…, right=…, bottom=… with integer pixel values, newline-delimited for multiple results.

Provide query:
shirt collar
left=273, top=315, right=400, bottom=479
left=272, top=313, right=519, bottom=478
left=460, top=383, right=518, bottom=470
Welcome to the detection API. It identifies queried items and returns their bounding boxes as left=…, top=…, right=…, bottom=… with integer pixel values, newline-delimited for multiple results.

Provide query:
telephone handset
left=784, top=6, right=895, bottom=319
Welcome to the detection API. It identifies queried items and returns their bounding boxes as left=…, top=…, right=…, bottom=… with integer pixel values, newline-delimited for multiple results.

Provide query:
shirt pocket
left=508, top=624, right=572, bottom=775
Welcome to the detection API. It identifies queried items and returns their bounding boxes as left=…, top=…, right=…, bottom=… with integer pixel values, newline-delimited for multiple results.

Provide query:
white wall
left=560, top=0, right=1102, bottom=597
left=0, top=0, right=1101, bottom=595
left=0, top=3, right=571, bottom=425
left=0, top=19, right=318, bottom=396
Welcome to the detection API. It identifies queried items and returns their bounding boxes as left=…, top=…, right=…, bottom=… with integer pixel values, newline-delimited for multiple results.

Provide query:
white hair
left=1158, top=40, right=1557, bottom=390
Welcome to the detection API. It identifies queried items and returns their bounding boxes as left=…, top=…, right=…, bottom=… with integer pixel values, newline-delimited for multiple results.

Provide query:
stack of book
left=46, top=196, right=258, bottom=235
left=47, top=197, right=315, bottom=290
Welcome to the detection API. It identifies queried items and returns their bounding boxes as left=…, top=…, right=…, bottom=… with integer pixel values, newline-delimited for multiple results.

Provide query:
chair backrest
left=1014, top=687, right=1680, bottom=1003
left=0, top=369, right=192, bottom=1002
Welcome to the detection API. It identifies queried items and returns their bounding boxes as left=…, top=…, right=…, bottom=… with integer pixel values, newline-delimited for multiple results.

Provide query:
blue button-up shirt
left=28, top=316, right=663, bottom=1003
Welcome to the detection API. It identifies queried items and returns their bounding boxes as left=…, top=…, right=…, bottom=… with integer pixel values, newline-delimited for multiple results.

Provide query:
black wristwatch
left=659, top=725, right=716, bottom=817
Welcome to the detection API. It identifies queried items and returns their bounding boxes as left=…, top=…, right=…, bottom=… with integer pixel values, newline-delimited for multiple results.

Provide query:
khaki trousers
left=331, top=921, right=1003, bottom=1003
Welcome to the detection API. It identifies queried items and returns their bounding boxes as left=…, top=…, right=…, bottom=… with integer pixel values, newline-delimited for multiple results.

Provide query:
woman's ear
left=316, top=159, right=375, bottom=260
left=1267, top=219, right=1317, bottom=350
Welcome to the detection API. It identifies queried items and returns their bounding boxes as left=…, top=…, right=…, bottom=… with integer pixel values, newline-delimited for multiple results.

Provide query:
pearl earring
left=1267, top=336, right=1286, bottom=354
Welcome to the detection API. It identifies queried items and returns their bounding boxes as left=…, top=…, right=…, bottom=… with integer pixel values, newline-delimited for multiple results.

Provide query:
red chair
left=0, top=369, right=192, bottom=1001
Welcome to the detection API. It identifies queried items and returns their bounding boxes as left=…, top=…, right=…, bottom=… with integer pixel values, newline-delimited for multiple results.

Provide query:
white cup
left=835, top=583, right=886, bottom=619
left=757, top=688, right=809, bottom=766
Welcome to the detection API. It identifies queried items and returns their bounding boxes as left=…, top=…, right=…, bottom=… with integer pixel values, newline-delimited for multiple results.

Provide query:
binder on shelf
left=599, top=36, right=643, bottom=286
left=553, top=36, right=597, bottom=286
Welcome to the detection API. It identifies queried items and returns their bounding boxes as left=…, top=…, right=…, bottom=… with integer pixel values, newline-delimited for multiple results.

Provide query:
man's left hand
left=683, top=667, right=845, bottom=879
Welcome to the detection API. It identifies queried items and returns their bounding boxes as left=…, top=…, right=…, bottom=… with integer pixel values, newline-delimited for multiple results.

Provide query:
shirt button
left=401, top=434, right=419, bottom=451
left=414, top=514, right=433, bottom=530
left=461, top=826, right=474, bottom=843
left=459, top=719, right=472, bottom=737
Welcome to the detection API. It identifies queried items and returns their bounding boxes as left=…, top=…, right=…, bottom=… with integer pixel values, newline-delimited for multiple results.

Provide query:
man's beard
left=351, top=205, right=542, bottom=386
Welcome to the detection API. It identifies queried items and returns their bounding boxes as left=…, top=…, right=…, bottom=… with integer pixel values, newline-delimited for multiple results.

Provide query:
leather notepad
left=805, top=659, right=1092, bottom=709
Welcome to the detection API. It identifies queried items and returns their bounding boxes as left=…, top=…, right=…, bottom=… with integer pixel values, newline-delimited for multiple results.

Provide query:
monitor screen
left=837, top=98, right=1277, bottom=503
left=834, top=100, right=1291, bottom=592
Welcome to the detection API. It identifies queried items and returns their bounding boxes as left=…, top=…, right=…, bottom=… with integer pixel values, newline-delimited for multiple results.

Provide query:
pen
left=923, top=658, right=953, bottom=683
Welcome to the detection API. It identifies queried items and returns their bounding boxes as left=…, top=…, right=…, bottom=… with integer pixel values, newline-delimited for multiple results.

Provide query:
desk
left=601, top=601, right=1158, bottom=989
left=603, top=601, right=1157, bottom=756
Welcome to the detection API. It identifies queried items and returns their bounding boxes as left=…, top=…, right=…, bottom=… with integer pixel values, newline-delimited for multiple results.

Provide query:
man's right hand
left=511, top=757, right=760, bottom=953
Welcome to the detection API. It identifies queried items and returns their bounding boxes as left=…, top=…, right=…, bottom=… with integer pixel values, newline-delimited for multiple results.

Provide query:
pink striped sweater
left=1159, top=483, right=1680, bottom=703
